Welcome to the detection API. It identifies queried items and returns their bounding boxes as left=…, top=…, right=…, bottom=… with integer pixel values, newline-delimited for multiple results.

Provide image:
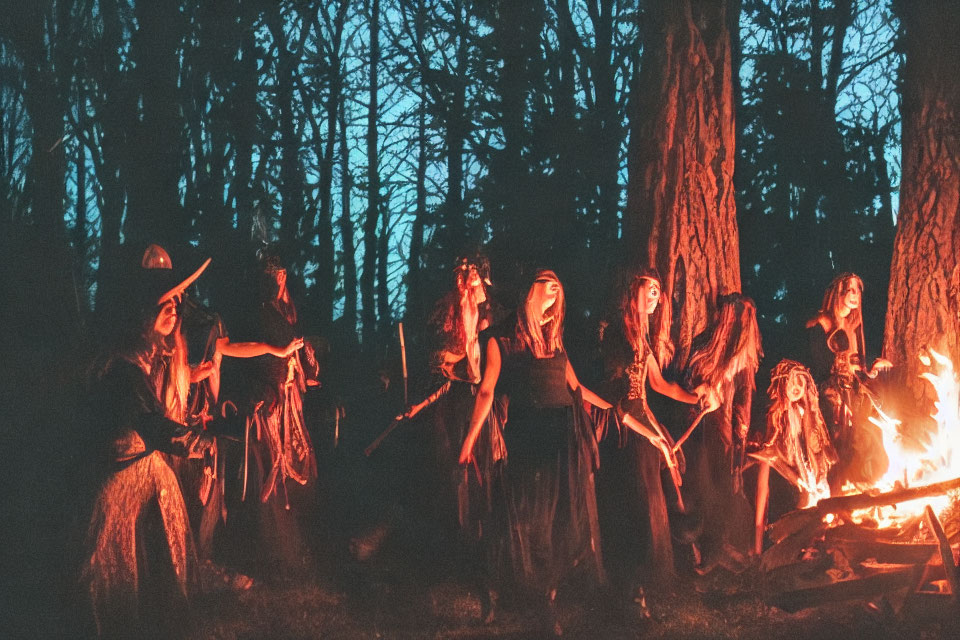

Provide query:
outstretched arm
left=646, top=353, right=697, bottom=404
left=459, top=337, right=501, bottom=465
left=564, top=360, right=612, bottom=410
left=397, top=381, right=453, bottom=420
left=216, top=336, right=303, bottom=359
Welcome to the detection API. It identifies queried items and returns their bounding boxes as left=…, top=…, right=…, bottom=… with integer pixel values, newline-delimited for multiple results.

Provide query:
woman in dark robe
left=225, top=250, right=320, bottom=580
left=596, top=270, right=714, bottom=611
left=684, top=293, right=763, bottom=573
left=459, top=269, right=611, bottom=636
left=806, top=273, right=891, bottom=491
left=78, top=258, right=215, bottom=637
left=401, top=255, right=503, bottom=543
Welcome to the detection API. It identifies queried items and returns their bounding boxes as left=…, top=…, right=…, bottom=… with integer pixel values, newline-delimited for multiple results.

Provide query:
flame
left=847, top=348, right=960, bottom=527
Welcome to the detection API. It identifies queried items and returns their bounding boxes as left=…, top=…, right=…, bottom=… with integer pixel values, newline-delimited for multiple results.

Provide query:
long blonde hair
left=687, top=293, right=763, bottom=389
left=516, top=269, right=565, bottom=358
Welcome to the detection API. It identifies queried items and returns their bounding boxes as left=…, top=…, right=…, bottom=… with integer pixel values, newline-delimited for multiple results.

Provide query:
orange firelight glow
left=843, top=348, right=960, bottom=527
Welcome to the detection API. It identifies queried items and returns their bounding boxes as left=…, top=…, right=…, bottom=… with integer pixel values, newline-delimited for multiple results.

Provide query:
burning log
left=924, top=505, right=960, bottom=607
left=767, top=476, right=960, bottom=548
left=814, top=477, right=960, bottom=514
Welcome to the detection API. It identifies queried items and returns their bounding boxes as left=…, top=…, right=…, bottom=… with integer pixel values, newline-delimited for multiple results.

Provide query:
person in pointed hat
left=77, top=246, right=214, bottom=637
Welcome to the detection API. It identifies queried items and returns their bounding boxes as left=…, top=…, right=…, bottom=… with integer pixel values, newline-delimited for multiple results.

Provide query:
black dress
left=807, top=323, right=887, bottom=489
left=488, top=327, right=605, bottom=597
left=596, top=320, right=675, bottom=588
left=223, top=300, right=318, bottom=578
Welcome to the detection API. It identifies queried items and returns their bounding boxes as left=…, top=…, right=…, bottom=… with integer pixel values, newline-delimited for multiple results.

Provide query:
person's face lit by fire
left=786, top=370, right=806, bottom=403
left=637, top=277, right=661, bottom=315
left=841, top=278, right=861, bottom=314
left=532, top=276, right=561, bottom=314
left=154, top=294, right=182, bottom=337
left=273, top=267, right=288, bottom=300
left=458, top=265, right=483, bottom=293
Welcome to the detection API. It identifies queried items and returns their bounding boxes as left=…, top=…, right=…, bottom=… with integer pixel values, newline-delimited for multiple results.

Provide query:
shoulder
left=806, top=314, right=832, bottom=334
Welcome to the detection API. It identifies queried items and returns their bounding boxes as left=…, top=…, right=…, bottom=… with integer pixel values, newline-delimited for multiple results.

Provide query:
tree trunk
left=232, top=25, right=258, bottom=241
left=126, top=0, right=184, bottom=249
left=377, top=199, right=391, bottom=329
left=312, top=4, right=347, bottom=330
left=340, top=101, right=358, bottom=337
left=407, top=105, right=427, bottom=322
left=361, top=0, right=381, bottom=345
left=268, top=5, right=307, bottom=275
left=625, top=0, right=741, bottom=371
left=884, top=0, right=960, bottom=405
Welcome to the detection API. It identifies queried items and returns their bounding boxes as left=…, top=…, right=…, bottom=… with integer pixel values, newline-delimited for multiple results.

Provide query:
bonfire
left=761, top=349, right=960, bottom=615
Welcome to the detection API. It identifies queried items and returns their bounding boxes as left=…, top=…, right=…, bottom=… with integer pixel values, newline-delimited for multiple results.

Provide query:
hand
left=192, top=360, right=215, bottom=382
left=187, top=430, right=216, bottom=459
left=694, top=384, right=720, bottom=413
left=282, top=337, right=305, bottom=358
left=868, top=358, right=893, bottom=378
left=654, top=436, right=683, bottom=488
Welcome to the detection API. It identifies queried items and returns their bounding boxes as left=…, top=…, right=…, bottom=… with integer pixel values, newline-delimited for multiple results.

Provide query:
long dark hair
left=618, top=268, right=671, bottom=366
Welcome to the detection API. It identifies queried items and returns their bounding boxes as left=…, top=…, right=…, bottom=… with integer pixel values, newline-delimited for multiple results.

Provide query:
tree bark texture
left=625, top=0, right=741, bottom=370
left=884, top=0, right=960, bottom=404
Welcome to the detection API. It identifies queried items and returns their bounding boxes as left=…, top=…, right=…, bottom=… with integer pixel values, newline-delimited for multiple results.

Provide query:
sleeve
left=103, top=361, right=211, bottom=458
left=805, top=323, right=833, bottom=383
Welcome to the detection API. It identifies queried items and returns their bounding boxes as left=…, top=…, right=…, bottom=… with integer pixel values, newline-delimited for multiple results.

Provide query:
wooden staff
left=364, top=419, right=402, bottom=457
left=399, top=322, right=409, bottom=407
left=673, top=407, right=709, bottom=453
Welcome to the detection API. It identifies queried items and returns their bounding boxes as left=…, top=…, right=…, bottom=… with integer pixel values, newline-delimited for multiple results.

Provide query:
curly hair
left=763, top=359, right=824, bottom=448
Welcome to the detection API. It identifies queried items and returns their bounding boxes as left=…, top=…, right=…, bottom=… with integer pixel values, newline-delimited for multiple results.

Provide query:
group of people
left=73, top=241, right=893, bottom=637
left=76, top=245, right=317, bottom=637
left=403, top=262, right=892, bottom=635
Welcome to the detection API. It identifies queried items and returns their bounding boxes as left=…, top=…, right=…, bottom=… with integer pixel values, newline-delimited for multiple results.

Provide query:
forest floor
left=185, top=529, right=956, bottom=640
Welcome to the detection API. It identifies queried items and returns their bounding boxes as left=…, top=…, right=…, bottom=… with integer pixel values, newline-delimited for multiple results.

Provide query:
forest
left=1, top=0, right=923, bottom=362
left=2, top=0, right=959, bottom=638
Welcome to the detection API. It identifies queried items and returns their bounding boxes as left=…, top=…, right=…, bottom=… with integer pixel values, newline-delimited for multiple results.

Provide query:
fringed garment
left=225, top=302, right=318, bottom=578
left=755, top=404, right=838, bottom=500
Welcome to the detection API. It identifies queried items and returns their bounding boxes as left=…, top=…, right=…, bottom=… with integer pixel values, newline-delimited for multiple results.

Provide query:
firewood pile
left=760, top=477, right=960, bottom=617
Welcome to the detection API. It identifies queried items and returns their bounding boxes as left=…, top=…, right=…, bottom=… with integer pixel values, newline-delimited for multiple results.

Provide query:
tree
left=626, top=0, right=742, bottom=371
left=361, top=0, right=382, bottom=344
left=623, top=0, right=742, bottom=582
left=883, top=0, right=960, bottom=406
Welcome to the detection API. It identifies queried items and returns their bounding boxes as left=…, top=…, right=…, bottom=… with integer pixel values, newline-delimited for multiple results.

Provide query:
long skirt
left=79, top=450, right=199, bottom=637
left=489, top=399, right=604, bottom=597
